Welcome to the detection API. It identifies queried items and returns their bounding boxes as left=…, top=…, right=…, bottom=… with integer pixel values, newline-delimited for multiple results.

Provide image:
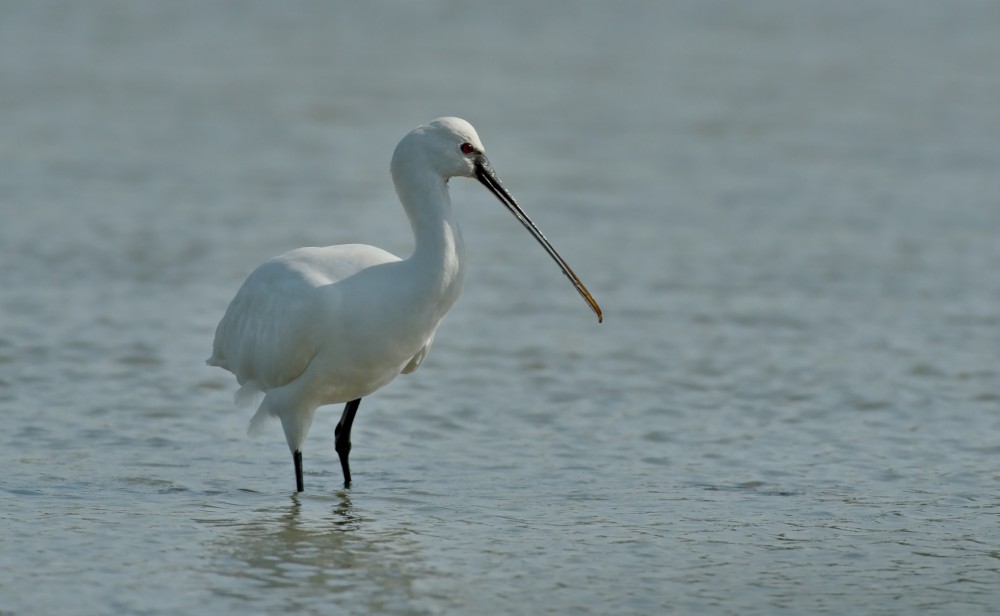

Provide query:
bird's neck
left=394, top=168, right=466, bottom=306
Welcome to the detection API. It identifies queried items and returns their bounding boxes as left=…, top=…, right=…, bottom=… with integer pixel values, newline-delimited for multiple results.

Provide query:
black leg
left=334, top=398, right=362, bottom=487
left=293, top=450, right=304, bottom=492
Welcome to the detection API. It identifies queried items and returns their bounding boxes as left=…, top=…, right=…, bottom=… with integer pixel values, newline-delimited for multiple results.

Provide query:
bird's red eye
left=460, top=143, right=475, bottom=154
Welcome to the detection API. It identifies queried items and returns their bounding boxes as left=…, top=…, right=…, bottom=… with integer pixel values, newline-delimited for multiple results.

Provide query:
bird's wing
left=208, top=245, right=402, bottom=390
left=209, top=258, right=323, bottom=390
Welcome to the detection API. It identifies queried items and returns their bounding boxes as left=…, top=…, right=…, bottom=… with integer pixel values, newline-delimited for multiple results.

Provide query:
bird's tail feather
left=247, top=400, right=271, bottom=437
left=234, top=381, right=270, bottom=437
left=234, top=380, right=262, bottom=407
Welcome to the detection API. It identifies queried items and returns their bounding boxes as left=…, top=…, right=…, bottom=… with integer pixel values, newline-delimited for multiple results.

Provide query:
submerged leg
left=334, top=398, right=362, bottom=487
left=293, top=450, right=304, bottom=492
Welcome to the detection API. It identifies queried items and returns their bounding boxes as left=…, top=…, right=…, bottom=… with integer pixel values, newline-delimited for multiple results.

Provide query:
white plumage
left=208, top=117, right=601, bottom=492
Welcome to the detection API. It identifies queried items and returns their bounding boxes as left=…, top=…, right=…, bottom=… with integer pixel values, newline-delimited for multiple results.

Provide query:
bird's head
left=392, top=116, right=486, bottom=180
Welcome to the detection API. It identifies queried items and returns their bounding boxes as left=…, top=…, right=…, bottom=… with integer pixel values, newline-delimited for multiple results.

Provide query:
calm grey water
left=2, top=1, right=999, bottom=614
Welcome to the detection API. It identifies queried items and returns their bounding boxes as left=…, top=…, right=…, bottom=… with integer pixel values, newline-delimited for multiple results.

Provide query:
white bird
left=208, top=117, right=602, bottom=492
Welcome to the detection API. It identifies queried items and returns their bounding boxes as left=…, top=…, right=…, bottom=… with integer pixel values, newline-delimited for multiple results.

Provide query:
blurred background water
left=2, top=1, right=999, bottom=614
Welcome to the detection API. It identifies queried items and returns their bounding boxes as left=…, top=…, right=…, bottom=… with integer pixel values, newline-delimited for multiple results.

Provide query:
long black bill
left=474, top=156, right=603, bottom=323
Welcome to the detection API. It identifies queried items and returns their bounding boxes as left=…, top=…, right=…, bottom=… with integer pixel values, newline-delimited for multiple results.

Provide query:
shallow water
left=2, top=1, right=1000, bottom=614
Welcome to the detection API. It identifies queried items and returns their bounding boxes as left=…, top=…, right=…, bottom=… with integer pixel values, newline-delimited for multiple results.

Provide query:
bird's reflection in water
left=203, top=492, right=436, bottom=613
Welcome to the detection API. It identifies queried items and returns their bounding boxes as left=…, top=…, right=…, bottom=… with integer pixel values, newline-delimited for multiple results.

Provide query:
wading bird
left=208, top=118, right=602, bottom=492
